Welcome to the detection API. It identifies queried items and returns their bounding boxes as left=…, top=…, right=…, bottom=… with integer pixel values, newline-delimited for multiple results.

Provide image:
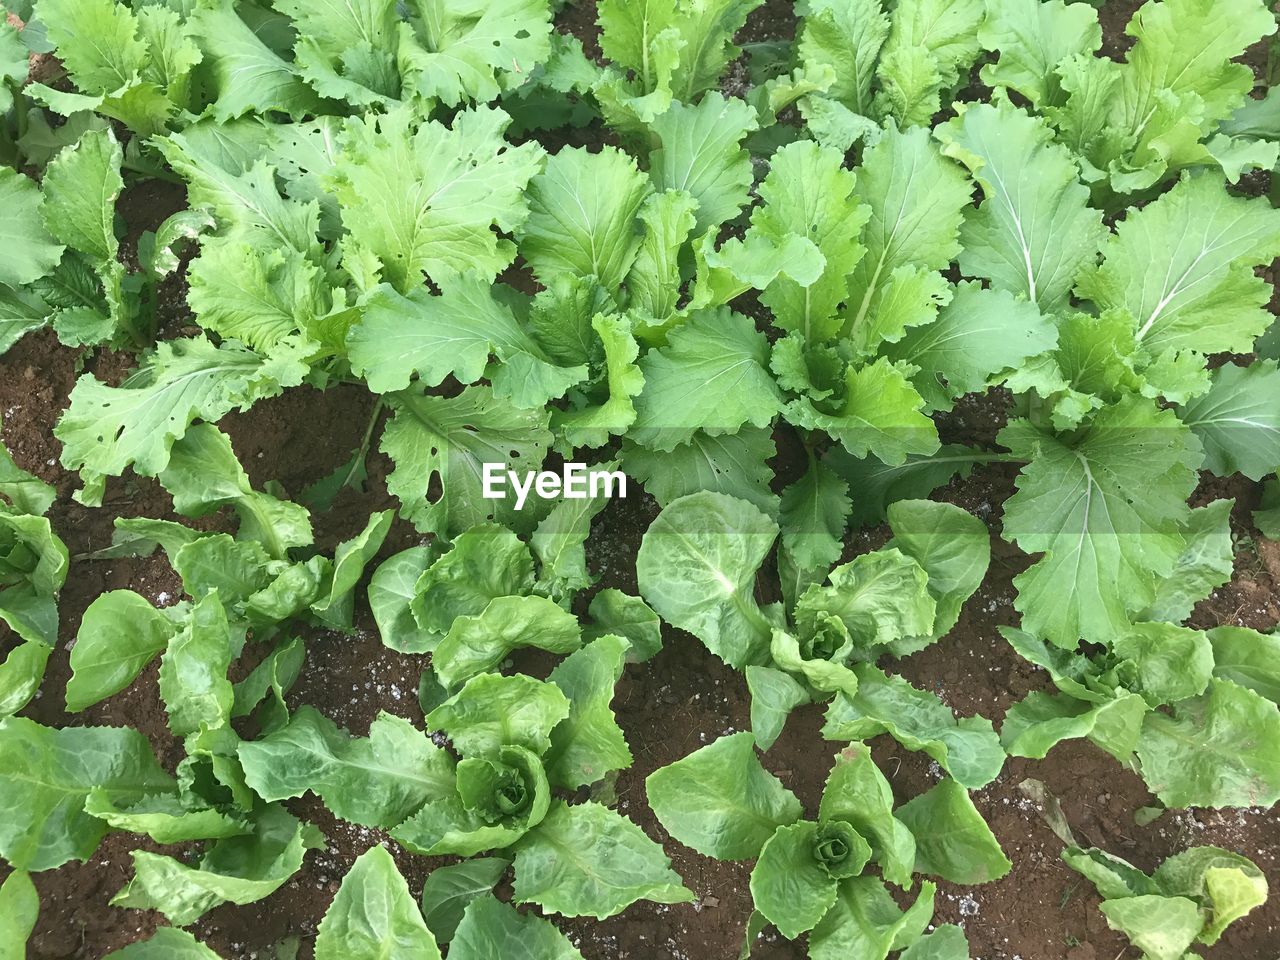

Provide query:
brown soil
left=3, top=2, right=1280, bottom=960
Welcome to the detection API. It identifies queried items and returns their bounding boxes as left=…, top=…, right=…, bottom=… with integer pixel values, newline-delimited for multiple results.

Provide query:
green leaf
left=978, top=0, right=1101, bottom=107
left=1207, top=625, right=1280, bottom=703
left=102, top=928, right=224, bottom=960
left=420, top=858, right=510, bottom=945
left=585, top=590, right=663, bottom=663
left=82, top=791, right=250, bottom=844
left=311, top=509, right=394, bottom=631
left=622, top=428, right=779, bottom=517
left=370, top=546, right=436, bottom=653
left=645, top=732, right=802, bottom=860
left=899, top=925, right=970, bottom=960
left=778, top=460, right=851, bottom=576
left=33, top=0, right=146, bottom=94
left=749, top=822, right=841, bottom=938
left=936, top=98, right=1105, bottom=314
left=553, top=314, right=645, bottom=450
left=0, top=168, right=63, bottom=288
left=647, top=93, right=757, bottom=236
left=786, top=358, right=940, bottom=466
left=239, top=707, right=453, bottom=827
left=795, top=548, right=936, bottom=653
left=433, top=595, right=581, bottom=689
left=55, top=336, right=311, bottom=506
left=828, top=444, right=984, bottom=529
left=808, top=876, right=935, bottom=960
left=429, top=673, right=570, bottom=758
left=636, top=492, right=777, bottom=668
left=382, top=384, right=551, bottom=538
left=1254, top=477, right=1279, bottom=538
left=0, top=716, right=172, bottom=870
left=819, top=743, right=916, bottom=888
left=545, top=635, right=632, bottom=789
left=65, top=590, right=175, bottom=712
left=1114, top=621, right=1214, bottom=706
left=885, top=499, right=989, bottom=651
left=530, top=464, right=613, bottom=600
left=330, top=107, right=543, bottom=292
left=797, top=0, right=889, bottom=116
left=158, top=592, right=235, bottom=738
left=874, top=0, right=984, bottom=127
left=412, top=524, right=535, bottom=639
left=823, top=664, right=1005, bottom=789
left=894, top=779, right=1010, bottom=884
left=40, top=128, right=123, bottom=263
left=1137, top=678, right=1280, bottom=808
left=111, top=806, right=322, bottom=925
left=315, top=846, right=441, bottom=960
left=745, top=665, right=809, bottom=752
left=1099, top=895, right=1202, bottom=960
left=887, top=282, right=1059, bottom=411
left=1155, top=846, right=1267, bottom=943
left=449, top=895, right=584, bottom=960
left=513, top=800, right=692, bottom=918
left=1180, top=360, right=1280, bottom=480
left=1142, top=500, right=1235, bottom=623
left=632, top=308, right=781, bottom=452
left=0, top=640, right=51, bottom=718
left=842, top=122, right=970, bottom=354
left=0, top=870, right=37, bottom=957
left=999, top=397, right=1201, bottom=647
left=518, top=145, right=650, bottom=291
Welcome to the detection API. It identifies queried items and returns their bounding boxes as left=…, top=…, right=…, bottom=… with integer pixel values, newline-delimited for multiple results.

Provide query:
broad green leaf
left=330, top=107, right=543, bottom=292
left=786, top=358, right=940, bottom=466
left=428, top=673, right=570, bottom=758
left=584, top=590, right=663, bottom=663
left=518, top=145, right=650, bottom=291
left=55, top=336, right=310, bottom=505
left=749, top=822, right=841, bottom=938
left=232, top=636, right=305, bottom=732
left=1154, top=846, right=1267, bottom=943
left=189, top=0, right=323, bottom=120
left=1000, top=688, right=1148, bottom=763
left=1137, top=678, right=1280, bottom=808
left=412, top=524, right=535, bottom=638
left=793, top=549, right=936, bottom=651
left=1099, top=895, right=1201, bottom=960
left=552, top=314, right=644, bottom=450
left=40, top=128, right=123, bottom=263
left=315, top=846, right=441, bottom=960
left=0, top=870, right=37, bottom=957
left=239, top=707, right=453, bottom=827
left=1062, top=845, right=1161, bottom=900
left=632, top=308, right=781, bottom=452
left=647, top=93, right=757, bottom=235
left=0, top=426, right=54, bottom=518
left=978, top=0, right=1101, bottom=107
left=636, top=492, right=777, bottom=667
left=0, top=717, right=172, bottom=870
left=433, top=595, right=582, bottom=690
left=381, top=384, right=551, bottom=538
left=351, top=275, right=584, bottom=402
left=33, top=0, right=145, bottom=94
left=778, top=460, right=851, bottom=576
left=999, top=398, right=1201, bottom=647
left=449, top=895, right=583, bottom=960
left=311, top=509, right=394, bottom=630
left=1142, top=500, right=1234, bottom=623
left=529, top=463, right=614, bottom=599
left=745, top=665, right=809, bottom=752
left=0, top=169, right=62, bottom=288
left=171, top=535, right=274, bottom=610
left=819, top=743, right=916, bottom=888
left=544, top=636, right=631, bottom=788
left=370, top=546, right=436, bottom=653
left=420, top=858, right=510, bottom=944
left=885, top=499, right=989, bottom=651
left=624, top=191, right=697, bottom=327
left=622, top=428, right=779, bottom=517
left=1208, top=626, right=1280, bottom=703
left=886, top=282, right=1058, bottom=411
left=0, top=640, right=51, bottom=718
left=808, top=876, right=935, bottom=960
left=899, top=925, right=970, bottom=960
left=513, top=800, right=692, bottom=918
left=874, top=0, right=984, bottom=127
left=828, top=444, right=984, bottom=529
left=936, top=99, right=1105, bottom=314
left=1079, top=175, right=1280, bottom=361
left=894, top=779, right=1010, bottom=884
left=102, top=928, right=223, bottom=960
left=645, top=732, right=802, bottom=860
left=842, top=122, right=970, bottom=354
left=65, top=590, right=175, bottom=711
left=824, top=665, right=1004, bottom=789
left=797, top=0, right=889, bottom=115
left=158, top=593, right=235, bottom=738
left=397, top=0, right=552, bottom=106
left=83, top=791, right=250, bottom=844
left=1113, top=622, right=1213, bottom=706
left=111, top=806, right=322, bottom=925
left=1180, top=360, right=1280, bottom=480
